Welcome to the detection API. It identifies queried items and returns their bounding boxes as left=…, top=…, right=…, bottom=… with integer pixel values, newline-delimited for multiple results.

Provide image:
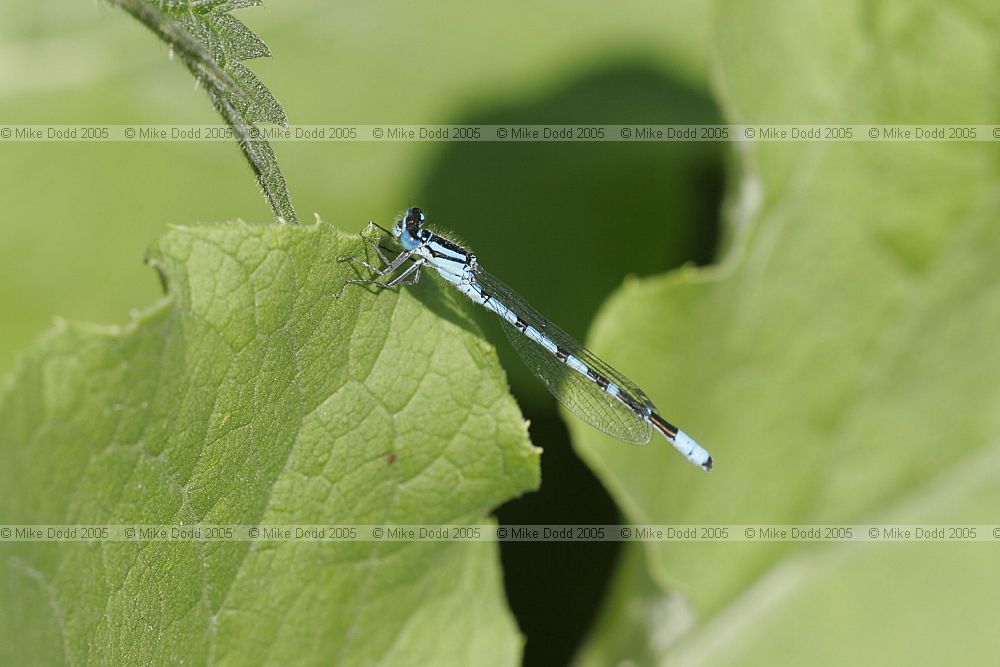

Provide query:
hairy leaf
left=109, top=0, right=297, bottom=223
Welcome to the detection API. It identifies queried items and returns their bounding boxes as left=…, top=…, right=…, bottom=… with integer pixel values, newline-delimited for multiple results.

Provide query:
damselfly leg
left=341, top=261, right=423, bottom=293
left=336, top=223, right=425, bottom=296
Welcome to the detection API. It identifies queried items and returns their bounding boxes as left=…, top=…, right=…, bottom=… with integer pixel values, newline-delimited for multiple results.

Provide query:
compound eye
left=404, top=207, right=425, bottom=235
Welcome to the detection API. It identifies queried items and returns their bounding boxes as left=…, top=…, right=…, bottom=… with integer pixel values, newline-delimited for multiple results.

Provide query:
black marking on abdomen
left=555, top=347, right=569, bottom=362
left=649, top=413, right=678, bottom=438
left=588, top=369, right=609, bottom=390
left=580, top=366, right=645, bottom=416
left=514, top=317, right=527, bottom=331
left=617, top=390, right=646, bottom=415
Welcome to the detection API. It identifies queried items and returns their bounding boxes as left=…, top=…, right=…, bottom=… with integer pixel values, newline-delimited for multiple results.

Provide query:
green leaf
left=109, top=0, right=297, bottom=223
left=574, top=0, right=1000, bottom=663
left=0, top=221, right=539, bottom=665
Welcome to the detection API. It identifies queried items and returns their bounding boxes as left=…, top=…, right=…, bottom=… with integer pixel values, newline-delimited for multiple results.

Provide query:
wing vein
left=471, top=268, right=653, bottom=445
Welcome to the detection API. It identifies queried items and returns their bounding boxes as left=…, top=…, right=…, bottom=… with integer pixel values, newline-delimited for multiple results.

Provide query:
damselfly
left=337, top=208, right=712, bottom=471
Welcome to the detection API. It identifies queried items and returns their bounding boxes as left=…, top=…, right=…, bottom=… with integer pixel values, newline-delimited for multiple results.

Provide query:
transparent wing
left=473, top=269, right=654, bottom=445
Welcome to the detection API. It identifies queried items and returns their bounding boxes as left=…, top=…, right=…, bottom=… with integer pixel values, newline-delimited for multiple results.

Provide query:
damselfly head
left=395, top=207, right=426, bottom=249
left=404, top=207, right=425, bottom=232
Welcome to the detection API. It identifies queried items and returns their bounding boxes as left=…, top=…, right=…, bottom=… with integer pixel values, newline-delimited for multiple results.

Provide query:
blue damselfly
left=337, top=208, right=712, bottom=471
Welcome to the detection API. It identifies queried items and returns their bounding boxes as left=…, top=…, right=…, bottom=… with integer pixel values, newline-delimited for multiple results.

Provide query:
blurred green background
left=1, top=2, right=721, bottom=665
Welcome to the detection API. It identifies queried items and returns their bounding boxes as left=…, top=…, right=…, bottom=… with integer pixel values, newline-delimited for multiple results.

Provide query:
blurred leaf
left=574, top=0, right=1000, bottom=664
left=573, top=543, right=686, bottom=667
left=0, top=221, right=538, bottom=665
left=109, top=0, right=297, bottom=223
